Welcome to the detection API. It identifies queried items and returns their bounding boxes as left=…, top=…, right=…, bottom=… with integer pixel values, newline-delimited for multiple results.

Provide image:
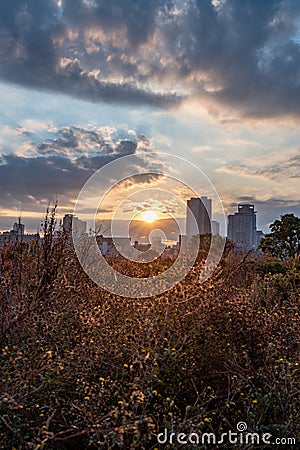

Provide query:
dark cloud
left=0, top=126, right=166, bottom=219
left=36, top=126, right=109, bottom=155
left=0, top=0, right=180, bottom=107
left=0, top=153, right=100, bottom=203
left=0, top=56, right=180, bottom=108
left=34, top=125, right=139, bottom=159
left=161, top=0, right=300, bottom=118
left=63, top=0, right=172, bottom=47
left=0, top=0, right=300, bottom=116
left=0, top=126, right=139, bottom=209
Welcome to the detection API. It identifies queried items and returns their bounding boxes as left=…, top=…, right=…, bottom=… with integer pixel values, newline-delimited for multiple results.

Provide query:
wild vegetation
left=0, top=210, right=299, bottom=449
left=259, top=214, right=300, bottom=260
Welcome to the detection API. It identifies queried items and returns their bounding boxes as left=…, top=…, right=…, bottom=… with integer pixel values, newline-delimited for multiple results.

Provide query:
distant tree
left=259, top=213, right=300, bottom=260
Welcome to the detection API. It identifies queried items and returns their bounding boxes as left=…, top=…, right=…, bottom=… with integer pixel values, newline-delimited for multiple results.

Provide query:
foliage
left=259, top=213, right=300, bottom=260
left=0, top=214, right=299, bottom=449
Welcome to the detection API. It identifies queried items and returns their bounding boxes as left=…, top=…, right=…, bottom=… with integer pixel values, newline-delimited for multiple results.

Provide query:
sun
left=142, top=210, right=157, bottom=223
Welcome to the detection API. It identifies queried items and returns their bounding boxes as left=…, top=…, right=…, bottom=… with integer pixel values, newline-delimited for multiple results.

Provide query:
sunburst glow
left=142, top=210, right=157, bottom=223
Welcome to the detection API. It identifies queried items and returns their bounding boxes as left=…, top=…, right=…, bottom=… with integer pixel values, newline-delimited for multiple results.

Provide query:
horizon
left=3, top=206, right=297, bottom=240
left=0, top=3, right=299, bottom=447
left=0, top=1, right=299, bottom=232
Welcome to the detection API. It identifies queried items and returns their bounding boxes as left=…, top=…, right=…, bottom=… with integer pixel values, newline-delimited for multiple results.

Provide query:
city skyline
left=0, top=4, right=299, bottom=447
left=0, top=1, right=299, bottom=235
left=0, top=200, right=265, bottom=244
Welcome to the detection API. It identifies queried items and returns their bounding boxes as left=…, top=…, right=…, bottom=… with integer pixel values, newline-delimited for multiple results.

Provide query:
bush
left=0, top=221, right=299, bottom=449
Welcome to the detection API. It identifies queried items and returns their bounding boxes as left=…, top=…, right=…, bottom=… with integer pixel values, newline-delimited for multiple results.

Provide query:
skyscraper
left=211, top=220, right=220, bottom=236
left=186, top=197, right=212, bottom=236
left=13, top=218, right=25, bottom=238
left=62, top=214, right=73, bottom=231
left=228, top=204, right=260, bottom=251
left=63, top=214, right=86, bottom=235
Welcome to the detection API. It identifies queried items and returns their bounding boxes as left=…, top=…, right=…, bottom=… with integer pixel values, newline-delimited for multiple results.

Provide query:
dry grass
left=0, top=219, right=299, bottom=449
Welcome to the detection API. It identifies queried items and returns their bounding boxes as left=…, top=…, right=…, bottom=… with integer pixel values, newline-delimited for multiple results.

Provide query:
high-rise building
left=63, top=214, right=86, bottom=235
left=256, top=230, right=264, bottom=249
left=62, top=214, right=73, bottom=231
left=228, top=204, right=262, bottom=252
left=0, top=219, right=39, bottom=245
left=211, top=220, right=220, bottom=236
left=12, top=218, right=25, bottom=238
left=186, top=197, right=212, bottom=236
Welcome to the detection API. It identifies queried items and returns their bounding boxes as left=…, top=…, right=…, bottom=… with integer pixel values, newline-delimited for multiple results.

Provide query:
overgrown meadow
left=0, top=214, right=299, bottom=449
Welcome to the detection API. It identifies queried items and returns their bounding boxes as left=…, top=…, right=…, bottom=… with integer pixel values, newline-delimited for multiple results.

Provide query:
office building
left=212, top=220, right=220, bottom=236
left=13, top=219, right=25, bottom=238
left=228, top=204, right=262, bottom=252
left=62, top=214, right=73, bottom=231
left=63, top=214, right=86, bottom=235
left=0, top=219, right=39, bottom=245
left=256, top=230, right=264, bottom=248
left=186, top=197, right=212, bottom=236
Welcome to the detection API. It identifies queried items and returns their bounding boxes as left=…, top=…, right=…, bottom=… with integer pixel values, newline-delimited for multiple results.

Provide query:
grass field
left=0, top=224, right=299, bottom=449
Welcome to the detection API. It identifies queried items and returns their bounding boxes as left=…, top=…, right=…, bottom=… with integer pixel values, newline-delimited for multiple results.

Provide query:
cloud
left=219, top=149, right=300, bottom=181
left=0, top=126, right=164, bottom=212
left=0, top=125, right=169, bottom=227
left=63, top=0, right=170, bottom=47
left=35, top=126, right=114, bottom=156
left=0, top=0, right=180, bottom=108
left=1, top=1, right=300, bottom=117
left=183, top=0, right=300, bottom=119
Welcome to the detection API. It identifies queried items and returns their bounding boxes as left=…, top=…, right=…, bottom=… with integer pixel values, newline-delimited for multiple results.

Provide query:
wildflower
left=123, top=364, right=128, bottom=368
left=152, top=390, right=158, bottom=396
left=204, top=417, right=212, bottom=422
left=252, top=399, right=258, bottom=404
left=99, top=377, right=105, bottom=382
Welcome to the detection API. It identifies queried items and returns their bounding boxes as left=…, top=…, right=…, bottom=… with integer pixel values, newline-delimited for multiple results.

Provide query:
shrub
left=0, top=218, right=299, bottom=449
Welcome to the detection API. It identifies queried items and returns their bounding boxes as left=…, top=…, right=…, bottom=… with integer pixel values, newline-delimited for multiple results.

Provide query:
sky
left=0, top=0, right=299, bottom=234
